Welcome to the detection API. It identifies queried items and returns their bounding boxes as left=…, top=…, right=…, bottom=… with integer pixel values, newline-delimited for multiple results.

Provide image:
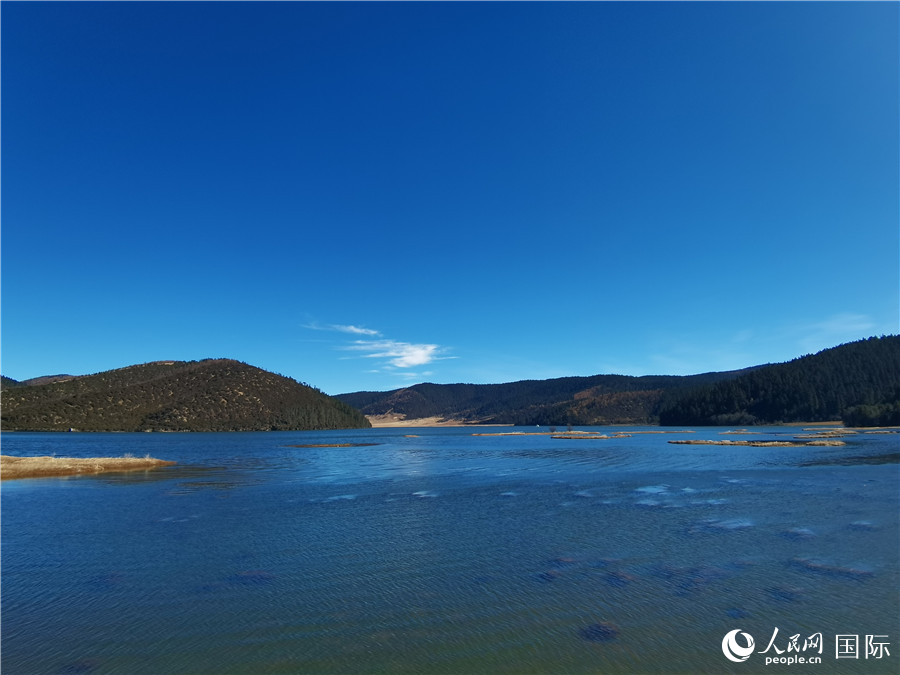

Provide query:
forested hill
left=1, top=359, right=371, bottom=432
left=4, top=337, right=894, bottom=431
left=339, top=336, right=899, bottom=426
left=338, top=370, right=751, bottom=426
left=657, top=336, right=900, bottom=426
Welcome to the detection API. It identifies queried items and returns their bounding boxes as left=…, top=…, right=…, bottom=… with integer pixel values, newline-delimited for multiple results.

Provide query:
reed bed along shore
left=472, top=429, right=696, bottom=437
left=550, top=434, right=632, bottom=440
left=1, top=455, right=176, bottom=480
left=668, top=439, right=845, bottom=447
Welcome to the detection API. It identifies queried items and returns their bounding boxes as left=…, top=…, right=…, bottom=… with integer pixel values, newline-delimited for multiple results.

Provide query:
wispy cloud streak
left=331, top=324, right=381, bottom=336
left=306, top=321, right=451, bottom=377
left=344, top=340, right=442, bottom=368
left=304, top=321, right=381, bottom=337
left=797, top=313, right=877, bottom=354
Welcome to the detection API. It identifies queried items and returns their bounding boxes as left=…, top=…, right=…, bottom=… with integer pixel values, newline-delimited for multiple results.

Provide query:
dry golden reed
left=1, top=455, right=176, bottom=480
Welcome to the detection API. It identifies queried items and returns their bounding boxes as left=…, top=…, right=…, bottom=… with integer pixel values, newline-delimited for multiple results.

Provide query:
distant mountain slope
left=19, top=374, right=78, bottom=386
left=338, top=370, right=750, bottom=426
left=339, top=337, right=899, bottom=426
left=657, top=336, right=900, bottom=426
left=1, top=359, right=370, bottom=432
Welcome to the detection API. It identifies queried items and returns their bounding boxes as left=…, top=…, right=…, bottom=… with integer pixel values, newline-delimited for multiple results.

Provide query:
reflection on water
left=2, top=428, right=898, bottom=674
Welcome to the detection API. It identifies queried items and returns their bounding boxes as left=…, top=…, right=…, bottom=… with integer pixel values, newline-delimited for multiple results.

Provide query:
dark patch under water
left=579, top=622, right=620, bottom=642
left=800, top=452, right=900, bottom=466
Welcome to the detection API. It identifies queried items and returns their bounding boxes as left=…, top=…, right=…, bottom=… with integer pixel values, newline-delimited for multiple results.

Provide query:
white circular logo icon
left=722, top=629, right=755, bottom=662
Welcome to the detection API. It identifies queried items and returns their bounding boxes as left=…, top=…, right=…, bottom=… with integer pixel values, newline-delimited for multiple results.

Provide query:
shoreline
left=1, top=455, right=177, bottom=480
left=668, top=439, right=846, bottom=447
left=366, top=415, right=862, bottom=430
left=365, top=414, right=512, bottom=428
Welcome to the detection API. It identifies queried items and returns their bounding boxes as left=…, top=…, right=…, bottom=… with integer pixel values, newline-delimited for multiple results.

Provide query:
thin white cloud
left=303, top=321, right=382, bottom=336
left=797, top=312, right=877, bottom=354
left=644, top=330, right=759, bottom=375
left=646, top=315, right=883, bottom=377
left=812, top=312, right=875, bottom=335
left=307, top=320, right=452, bottom=378
left=331, top=324, right=381, bottom=336
left=345, top=339, right=442, bottom=368
left=396, top=370, right=433, bottom=381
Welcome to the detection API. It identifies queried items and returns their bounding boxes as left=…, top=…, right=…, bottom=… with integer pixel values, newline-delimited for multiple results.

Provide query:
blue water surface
left=2, top=427, right=898, bottom=674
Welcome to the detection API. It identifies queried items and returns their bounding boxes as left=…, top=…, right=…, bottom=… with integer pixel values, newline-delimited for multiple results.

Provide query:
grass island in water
left=1, top=455, right=176, bottom=480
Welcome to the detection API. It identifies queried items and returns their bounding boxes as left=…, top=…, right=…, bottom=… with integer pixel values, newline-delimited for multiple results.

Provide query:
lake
left=2, top=427, right=898, bottom=674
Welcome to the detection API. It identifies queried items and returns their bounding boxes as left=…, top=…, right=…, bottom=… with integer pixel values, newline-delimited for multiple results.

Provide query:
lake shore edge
left=365, top=414, right=513, bottom=428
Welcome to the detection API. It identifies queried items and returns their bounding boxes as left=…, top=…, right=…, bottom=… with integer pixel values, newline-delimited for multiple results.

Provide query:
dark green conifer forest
left=656, top=336, right=900, bottom=426
left=340, top=337, right=900, bottom=427
left=3, top=337, right=897, bottom=431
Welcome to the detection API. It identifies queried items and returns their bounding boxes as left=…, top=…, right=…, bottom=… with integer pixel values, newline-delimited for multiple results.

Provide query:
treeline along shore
left=2, top=337, right=898, bottom=431
left=338, top=337, right=900, bottom=427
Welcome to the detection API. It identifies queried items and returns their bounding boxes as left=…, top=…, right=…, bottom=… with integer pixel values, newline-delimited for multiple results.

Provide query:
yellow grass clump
left=1, top=455, right=176, bottom=480
left=668, top=439, right=845, bottom=447
left=551, top=434, right=632, bottom=440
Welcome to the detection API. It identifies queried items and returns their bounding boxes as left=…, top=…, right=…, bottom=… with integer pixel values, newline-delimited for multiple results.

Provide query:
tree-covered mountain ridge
left=3, top=337, right=896, bottom=431
left=657, top=335, right=900, bottom=426
left=1, top=359, right=371, bottom=432
left=338, top=336, right=900, bottom=426
left=338, top=370, right=752, bottom=426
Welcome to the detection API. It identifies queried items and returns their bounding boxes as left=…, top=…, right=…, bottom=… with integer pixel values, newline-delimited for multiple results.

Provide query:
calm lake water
left=2, top=427, right=898, bottom=674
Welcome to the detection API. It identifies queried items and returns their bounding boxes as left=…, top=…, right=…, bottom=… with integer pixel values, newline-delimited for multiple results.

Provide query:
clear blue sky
left=2, top=2, right=897, bottom=395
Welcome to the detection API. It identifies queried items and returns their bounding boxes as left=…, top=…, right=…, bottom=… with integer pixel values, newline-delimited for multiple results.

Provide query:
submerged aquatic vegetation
left=579, top=622, right=621, bottom=642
